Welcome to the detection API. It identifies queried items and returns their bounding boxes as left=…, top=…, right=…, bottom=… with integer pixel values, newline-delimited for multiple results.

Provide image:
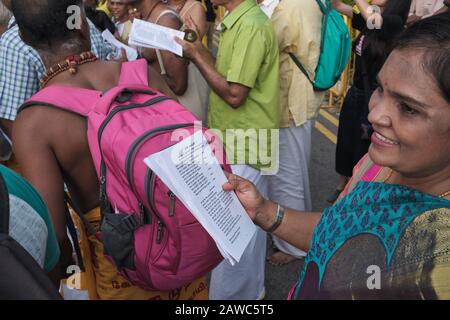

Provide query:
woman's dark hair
left=12, top=0, right=84, bottom=50
left=382, top=0, right=412, bottom=24
left=394, top=12, right=450, bottom=103
left=363, top=0, right=412, bottom=68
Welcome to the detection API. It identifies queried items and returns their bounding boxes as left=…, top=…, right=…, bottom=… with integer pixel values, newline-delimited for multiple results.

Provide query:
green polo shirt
left=208, top=0, right=280, bottom=171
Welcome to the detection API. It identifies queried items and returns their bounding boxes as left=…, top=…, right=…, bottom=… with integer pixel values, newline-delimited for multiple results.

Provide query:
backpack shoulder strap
left=289, top=53, right=315, bottom=87
left=0, top=170, right=10, bottom=234
left=118, top=59, right=149, bottom=86
left=19, top=85, right=101, bottom=117
left=316, top=0, right=334, bottom=13
left=155, top=9, right=181, bottom=24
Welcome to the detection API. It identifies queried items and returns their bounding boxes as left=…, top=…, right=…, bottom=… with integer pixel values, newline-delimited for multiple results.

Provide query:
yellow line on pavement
left=319, top=109, right=339, bottom=127
left=315, top=121, right=337, bottom=144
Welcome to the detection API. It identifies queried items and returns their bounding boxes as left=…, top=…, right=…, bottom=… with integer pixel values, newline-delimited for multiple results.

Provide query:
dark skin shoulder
left=12, top=59, right=175, bottom=280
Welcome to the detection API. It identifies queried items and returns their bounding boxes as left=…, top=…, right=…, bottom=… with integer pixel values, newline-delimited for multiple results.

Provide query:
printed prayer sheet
left=129, top=19, right=185, bottom=57
left=144, top=131, right=256, bottom=265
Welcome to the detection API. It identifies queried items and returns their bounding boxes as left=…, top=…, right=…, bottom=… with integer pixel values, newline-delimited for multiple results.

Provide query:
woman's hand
left=222, top=172, right=267, bottom=222
left=222, top=173, right=322, bottom=252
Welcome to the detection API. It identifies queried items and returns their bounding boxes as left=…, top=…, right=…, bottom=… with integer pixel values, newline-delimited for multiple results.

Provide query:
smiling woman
left=329, top=0, right=412, bottom=203
left=368, top=21, right=450, bottom=186
left=222, top=12, right=450, bottom=299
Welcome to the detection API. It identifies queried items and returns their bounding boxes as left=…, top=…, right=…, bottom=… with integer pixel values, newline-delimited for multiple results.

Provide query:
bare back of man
left=12, top=60, right=174, bottom=247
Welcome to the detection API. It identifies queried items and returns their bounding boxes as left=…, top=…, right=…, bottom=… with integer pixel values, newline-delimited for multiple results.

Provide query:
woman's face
left=368, top=49, right=450, bottom=179
left=109, top=0, right=129, bottom=20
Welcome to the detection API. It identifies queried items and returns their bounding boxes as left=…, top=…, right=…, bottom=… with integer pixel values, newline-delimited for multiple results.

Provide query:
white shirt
left=410, top=0, right=445, bottom=18
left=258, top=0, right=280, bottom=18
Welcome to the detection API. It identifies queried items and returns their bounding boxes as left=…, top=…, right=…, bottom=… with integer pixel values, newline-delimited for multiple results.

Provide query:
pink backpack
left=20, top=59, right=225, bottom=291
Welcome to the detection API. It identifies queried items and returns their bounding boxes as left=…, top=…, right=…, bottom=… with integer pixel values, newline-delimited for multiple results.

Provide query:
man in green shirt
left=177, top=0, right=280, bottom=300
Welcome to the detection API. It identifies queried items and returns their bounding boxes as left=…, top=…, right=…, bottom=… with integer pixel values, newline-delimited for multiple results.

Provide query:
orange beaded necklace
left=40, top=52, right=97, bottom=89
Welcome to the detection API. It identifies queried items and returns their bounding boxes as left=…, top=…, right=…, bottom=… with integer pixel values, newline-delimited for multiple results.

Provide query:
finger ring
left=184, top=29, right=198, bottom=43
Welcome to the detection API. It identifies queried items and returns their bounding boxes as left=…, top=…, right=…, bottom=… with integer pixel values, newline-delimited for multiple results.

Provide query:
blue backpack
left=289, top=0, right=351, bottom=91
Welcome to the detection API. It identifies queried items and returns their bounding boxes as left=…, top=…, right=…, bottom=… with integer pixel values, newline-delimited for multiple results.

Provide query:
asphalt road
left=265, top=106, right=340, bottom=300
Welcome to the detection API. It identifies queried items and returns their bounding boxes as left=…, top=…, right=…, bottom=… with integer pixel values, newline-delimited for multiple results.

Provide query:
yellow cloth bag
left=71, top=207, right=209, bottom=300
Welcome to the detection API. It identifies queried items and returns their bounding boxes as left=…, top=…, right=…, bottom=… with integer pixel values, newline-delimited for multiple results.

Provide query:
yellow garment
left=97, top=0, right=112, bottom=18
left=400, top=207, right=450, bottom=300
left=271, top=0, right=326, bottom=128
left=71, top=207, right=209, bottom=300
left=119, top=20, right=133, bottom=44
left=353, top=0, right=372, bottom=14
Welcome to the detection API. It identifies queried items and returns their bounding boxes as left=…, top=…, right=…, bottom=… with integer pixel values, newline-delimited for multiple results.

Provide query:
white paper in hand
left=144, top=131, right=256, bottom=265
left=101, top=29, right=138, bottom=61
left=129, top=19, right=185, bottom=57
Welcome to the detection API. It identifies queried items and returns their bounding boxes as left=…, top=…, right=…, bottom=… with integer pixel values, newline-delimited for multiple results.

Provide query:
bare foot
left=266, top=251, right=297, bottom=266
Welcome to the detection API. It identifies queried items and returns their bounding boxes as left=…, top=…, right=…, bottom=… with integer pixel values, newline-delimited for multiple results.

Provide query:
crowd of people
left=0, top=0, right=448, bottom=300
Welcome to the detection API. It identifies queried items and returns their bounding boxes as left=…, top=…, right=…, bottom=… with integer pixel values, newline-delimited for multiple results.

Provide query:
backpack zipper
left=168, top=192, right=175, bottom=217
left=125, top=124, right=193, bottom=224
left=156, top=218, right=164, bottom=244
left=144, top=169, right=155, bottom=224
left=125, top=123, right=192, bottom=196
left=146, top=170, right=164, bottom=244
left=97, top=95, right=172, bottom=203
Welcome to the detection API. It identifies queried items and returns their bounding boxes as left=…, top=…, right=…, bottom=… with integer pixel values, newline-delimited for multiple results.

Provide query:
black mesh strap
left=64, top=193, right=90, bottom=272
left=64, top=204, right=86, bottom=272
left=64, top=193, right=96, bottom=236
left=0, top=171, right=10, bottom=234
left=288, top=53, right=315, bottom=87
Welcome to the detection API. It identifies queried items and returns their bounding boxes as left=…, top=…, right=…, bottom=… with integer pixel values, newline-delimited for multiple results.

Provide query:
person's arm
left=12, top=110, right=74, bottom=281
left=353, top=0, right=378, bottom=22
left=434, top=0, right=449, bottom=14
left=330, top=0, right=354, bottom=18
left=177, top=20, right=269, bottom=108
left=184, top=3, right=207, bottom=39
left=145, top=14, right=188, bottom=95
left=223, top=173, right=322, bottom=252
left=177, top=39, right=250, bottom=108
left=406, top=14, right=421, bottom=26
left=147, top=65, right=179, bottom=101
left=332, top=0, right=384, bottom=24
left=12, top=112, right=68, bottom=244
